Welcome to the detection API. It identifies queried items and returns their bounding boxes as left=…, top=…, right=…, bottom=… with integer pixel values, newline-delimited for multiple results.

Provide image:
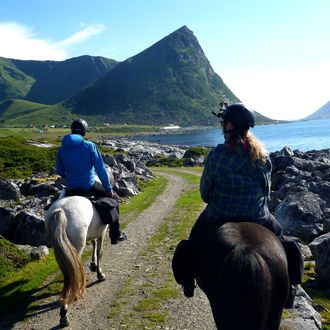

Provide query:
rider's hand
left=106, top=190, right=115, bottom=198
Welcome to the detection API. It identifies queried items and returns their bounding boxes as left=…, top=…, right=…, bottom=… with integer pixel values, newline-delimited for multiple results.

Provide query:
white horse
left=45, top=166, right=114, bottom=327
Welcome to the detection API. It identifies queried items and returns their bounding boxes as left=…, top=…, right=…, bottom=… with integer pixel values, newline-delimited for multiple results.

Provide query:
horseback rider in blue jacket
left=56, top=119, right=127, bottom=244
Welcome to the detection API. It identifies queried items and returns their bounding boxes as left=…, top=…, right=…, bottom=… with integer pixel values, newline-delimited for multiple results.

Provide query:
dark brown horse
left=174, top=222, right=290, bottom=330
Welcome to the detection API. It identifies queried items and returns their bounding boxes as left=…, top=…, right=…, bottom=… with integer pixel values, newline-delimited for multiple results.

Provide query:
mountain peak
left=174, top=25, right=192, bottom=34
left=128, top=25, right=203, bottom=67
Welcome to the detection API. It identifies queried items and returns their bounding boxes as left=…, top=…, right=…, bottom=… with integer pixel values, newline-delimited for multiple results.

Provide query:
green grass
left=0, top=250, right=58, bottom=318
left=302, top=262, right=330, bottom=329
left=0, top=136, right=58, bottom=178
left=120, top=175, right=167, bottom=226
left=0, top=237, right=31, bottom=284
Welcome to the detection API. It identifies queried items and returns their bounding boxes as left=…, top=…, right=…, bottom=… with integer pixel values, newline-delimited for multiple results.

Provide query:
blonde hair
left=242, top=131, right=268, bottom=166
left=225, top=129, right=268, bottom=166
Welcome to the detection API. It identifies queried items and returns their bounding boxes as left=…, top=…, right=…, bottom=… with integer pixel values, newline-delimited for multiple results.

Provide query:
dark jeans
left=189, top=211, right=282, bottom=243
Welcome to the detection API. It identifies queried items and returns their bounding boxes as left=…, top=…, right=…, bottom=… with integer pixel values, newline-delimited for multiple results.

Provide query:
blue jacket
left=56, top=134, right=112, bottom=192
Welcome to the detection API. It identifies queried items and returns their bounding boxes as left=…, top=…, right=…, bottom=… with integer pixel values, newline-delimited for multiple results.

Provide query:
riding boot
left=109, top=220, right=127, bottom=244
left=172, top=240, right=196, bottom=298
left=278, top=235, right=304, bottom=308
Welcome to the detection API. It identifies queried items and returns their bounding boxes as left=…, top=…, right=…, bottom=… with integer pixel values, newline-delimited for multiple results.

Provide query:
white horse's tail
left=47, top=208, right=86, bottom=305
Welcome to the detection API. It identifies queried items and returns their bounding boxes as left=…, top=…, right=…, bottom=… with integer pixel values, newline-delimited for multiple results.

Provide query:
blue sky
left=0, top=0, right=329, bottom=120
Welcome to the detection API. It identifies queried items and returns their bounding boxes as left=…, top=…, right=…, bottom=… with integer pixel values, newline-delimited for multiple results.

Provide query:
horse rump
left=213, top=245, right=273, bottom=330
left=46, top=208, right=86, bottom=305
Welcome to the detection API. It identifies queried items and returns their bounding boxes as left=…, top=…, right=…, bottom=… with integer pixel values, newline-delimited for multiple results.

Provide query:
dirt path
left=1, top=171, right=214, bottom=330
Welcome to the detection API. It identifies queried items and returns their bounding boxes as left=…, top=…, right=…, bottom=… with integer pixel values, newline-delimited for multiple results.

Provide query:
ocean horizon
left=130, top=119, right=330, bottom=153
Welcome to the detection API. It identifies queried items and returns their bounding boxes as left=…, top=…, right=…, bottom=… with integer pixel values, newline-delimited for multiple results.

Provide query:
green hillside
left=0, top=57, right=34, bottom=100
left=0, top=99, right=113, bottom=127
left=66, top=26, right=241, bottom=126
left=10, top=55, right=118, bottom=104
left=0, top=99, right=68, bottom=126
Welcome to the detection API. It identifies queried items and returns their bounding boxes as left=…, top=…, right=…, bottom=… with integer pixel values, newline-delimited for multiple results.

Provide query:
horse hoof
left=60, top=317, right=69, bottom=328
left=97, top=273, right=106, bottom=281
left=89, top=262, right=97, bottom=272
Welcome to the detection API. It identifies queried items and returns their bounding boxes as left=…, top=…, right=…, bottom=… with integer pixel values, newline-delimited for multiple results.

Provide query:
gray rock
left=30, top=245, right=49, bottom=260
left=17, top=244, right=49, bottom=260
left=0, top=207, right=15, bottom=233
left=309, top=232, right=330, bottom=288
left=274, top=191, right=324, bottom=241
left=0, top=177, right=21, bottom=200
left=13, top=211, right=49, bottom=246
left=20, top=181, right=59, bottom=197
left=324, top=218, right=330, bottom=233
left=281, top=285, right=322, bottom=329
left=298, top=243, right=313, bottom=261
left=103, top=154, right=117, bottom=167
left=114, top=177, right=139, bottom=197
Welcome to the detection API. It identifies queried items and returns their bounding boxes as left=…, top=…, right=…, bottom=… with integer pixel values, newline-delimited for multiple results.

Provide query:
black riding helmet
left=222, top=104, right=255, bottom=129
left=71, top=119, right=88, bottom=136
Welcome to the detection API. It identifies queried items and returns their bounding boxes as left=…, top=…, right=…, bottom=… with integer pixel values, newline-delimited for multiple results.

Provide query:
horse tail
left=47, top=208, right=86, bottom=305
left=216, top=246, right=272, bottom=330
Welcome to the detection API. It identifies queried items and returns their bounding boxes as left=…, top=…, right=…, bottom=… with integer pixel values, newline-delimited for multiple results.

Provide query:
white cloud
left=57, top=24, right=106, bottom=47
left=0, top=21, right=106, bottom=61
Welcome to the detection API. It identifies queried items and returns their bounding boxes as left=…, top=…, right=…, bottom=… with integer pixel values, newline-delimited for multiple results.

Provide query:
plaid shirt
left=200, top=143, right=271, bottom=223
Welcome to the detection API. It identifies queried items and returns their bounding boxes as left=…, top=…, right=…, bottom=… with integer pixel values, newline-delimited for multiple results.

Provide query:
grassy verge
left=302, top=262, right=330, bottom=329
left=107, top=169, right=204, bottom=327
left=0, top=175, right=167, bottom=320
left=120, top=176, right=167, bottom=227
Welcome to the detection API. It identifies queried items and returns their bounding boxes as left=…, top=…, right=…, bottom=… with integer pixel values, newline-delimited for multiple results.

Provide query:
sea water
left=132, top=119, right=330, bottom=152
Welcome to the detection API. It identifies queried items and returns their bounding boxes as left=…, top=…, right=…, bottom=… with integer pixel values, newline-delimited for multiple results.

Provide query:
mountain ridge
left=304, top=101, right=330, bottom=120
left=0, top=26, right=275, bottom=127
left=9, top=55, right=119, bottom=104
left=66, top=26, right=243, bottom=126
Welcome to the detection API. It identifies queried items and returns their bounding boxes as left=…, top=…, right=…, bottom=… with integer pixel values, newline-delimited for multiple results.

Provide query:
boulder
left=0, top=177, right=21, bottom=200
left=17, top=244, right=49, bottom=260
left=274, top=191, right=324, bottom=241
left=30, top=245, right=49, bottom=260
left=20, top=181, right=59, bottom=197
left=309, top=233, right=330, bottom=288
left=13, top=211, right=49, bottom=246
left=0, top=207, right=15, bottom=233
left=114, top=177, right=139, bottom=197
left=103, top=154, right=117, bottom=167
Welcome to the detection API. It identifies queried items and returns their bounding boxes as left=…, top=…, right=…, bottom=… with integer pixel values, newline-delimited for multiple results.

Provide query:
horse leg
left=89, top=239, right=97, bottom=272
left=96, top=234, right=106, bottom=281
left=59, top=304, right=69, bottom=327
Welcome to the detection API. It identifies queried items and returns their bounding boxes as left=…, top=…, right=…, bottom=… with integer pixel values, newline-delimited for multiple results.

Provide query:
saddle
left=64, top=188, right=119, bottom=225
